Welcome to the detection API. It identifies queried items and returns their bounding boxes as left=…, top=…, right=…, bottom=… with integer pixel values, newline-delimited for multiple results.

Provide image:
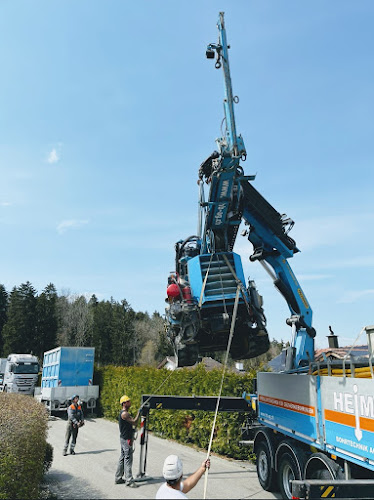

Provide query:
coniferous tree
left=123, top=300, right=137, bottom=365
left=155, top=329, right=174, bottom=362
left=89, top=296, right=113, bottom=365
left=36, top=283, right=58, bottom=358
left=151, top=312, right=173, bottom=362
left=110, top=299, right=136, bottom=366
left=2, top=282, right=37, bottom=355
left=56, top=294, right=71, bottom=346
left=0, top=284, right=9, bottom=356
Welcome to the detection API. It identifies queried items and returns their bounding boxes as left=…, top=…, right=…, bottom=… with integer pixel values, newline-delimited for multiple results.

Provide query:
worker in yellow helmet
left=114, top=395, right=141, bottom=487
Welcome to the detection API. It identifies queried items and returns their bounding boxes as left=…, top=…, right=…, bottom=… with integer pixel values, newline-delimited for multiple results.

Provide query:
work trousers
left=64, top=422, right=79, bottom=452
left=115, top=437, right=134, bottom=484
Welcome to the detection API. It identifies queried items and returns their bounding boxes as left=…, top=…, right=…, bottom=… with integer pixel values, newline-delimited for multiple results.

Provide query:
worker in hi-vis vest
left=63, top=394, right=85, bottom=456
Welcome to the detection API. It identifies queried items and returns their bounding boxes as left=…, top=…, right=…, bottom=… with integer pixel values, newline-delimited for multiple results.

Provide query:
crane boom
left=165, top=13, right=315, bottom=370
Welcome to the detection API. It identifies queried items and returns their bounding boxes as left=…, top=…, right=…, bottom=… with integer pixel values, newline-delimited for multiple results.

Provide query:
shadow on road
left=46, top=470, right=103, bottom=499
left=76, top=449, right=116, bottom=455
left=135, top=475, right=164, bottom=486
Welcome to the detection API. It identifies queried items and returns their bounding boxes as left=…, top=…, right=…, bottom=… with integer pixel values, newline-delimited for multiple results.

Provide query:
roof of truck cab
left=8, top=353, right=38, bottom=362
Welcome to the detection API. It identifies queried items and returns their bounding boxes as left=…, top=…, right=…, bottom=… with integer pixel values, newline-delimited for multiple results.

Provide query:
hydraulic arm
left=165, top=13, right=315, bottom=370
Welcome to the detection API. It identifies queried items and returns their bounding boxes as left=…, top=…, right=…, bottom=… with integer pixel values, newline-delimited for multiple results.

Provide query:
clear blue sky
left=0, top=1, right=373, bottom=349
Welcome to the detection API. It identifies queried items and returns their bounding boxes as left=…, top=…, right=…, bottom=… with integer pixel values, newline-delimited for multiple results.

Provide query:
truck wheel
left=256, top=440, right=277, bottom=491
left=278, top=451, right=302, bottom=500
left=305, top=452, right=343, bottom=480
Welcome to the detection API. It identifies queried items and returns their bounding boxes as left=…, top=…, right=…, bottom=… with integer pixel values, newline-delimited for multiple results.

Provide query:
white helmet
left=162, top=455, right=183, bottom=481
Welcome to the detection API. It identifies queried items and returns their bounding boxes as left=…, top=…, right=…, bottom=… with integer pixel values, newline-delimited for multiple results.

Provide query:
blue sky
left=0, top=1, right=373, bottom=349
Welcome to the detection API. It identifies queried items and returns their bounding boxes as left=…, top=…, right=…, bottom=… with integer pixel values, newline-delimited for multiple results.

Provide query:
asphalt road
left=45, top=416, right=279, bottom=499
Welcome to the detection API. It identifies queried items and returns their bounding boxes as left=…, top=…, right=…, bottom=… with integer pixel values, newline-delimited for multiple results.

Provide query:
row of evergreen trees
left=0, top=282, right=173, bottom=366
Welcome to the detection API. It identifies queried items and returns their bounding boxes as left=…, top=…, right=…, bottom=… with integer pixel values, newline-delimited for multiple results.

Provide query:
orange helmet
left=167, top=283, right=180, bottom=298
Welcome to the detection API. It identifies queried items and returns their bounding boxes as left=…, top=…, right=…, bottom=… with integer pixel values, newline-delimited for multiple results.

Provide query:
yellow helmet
left=120, top=395, right=130, bottom=405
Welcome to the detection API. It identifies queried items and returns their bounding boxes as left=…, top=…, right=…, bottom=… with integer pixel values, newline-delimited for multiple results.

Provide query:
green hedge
left=95, top=365, right=256, bottom=459
left=0, top=393, right=49, bottom=499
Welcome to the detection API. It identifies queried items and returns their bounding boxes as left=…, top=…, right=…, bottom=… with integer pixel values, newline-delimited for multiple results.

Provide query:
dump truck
left=34, top=346, right=99, bottom=412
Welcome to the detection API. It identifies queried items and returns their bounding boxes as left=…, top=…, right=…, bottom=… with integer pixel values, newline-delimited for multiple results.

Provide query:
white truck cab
left=0, top=354, right=39, bottom=395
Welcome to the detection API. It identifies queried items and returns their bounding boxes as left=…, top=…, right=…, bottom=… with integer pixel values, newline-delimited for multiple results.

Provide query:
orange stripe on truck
left=259, top=395, right=315, bottom=416
left=325, top=409, right=374, bottom=432
left=324, top=409, right=355, bottom=427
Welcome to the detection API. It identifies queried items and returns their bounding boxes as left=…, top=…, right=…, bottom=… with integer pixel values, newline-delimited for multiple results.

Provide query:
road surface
left=45, top=416, right=279, bottom=499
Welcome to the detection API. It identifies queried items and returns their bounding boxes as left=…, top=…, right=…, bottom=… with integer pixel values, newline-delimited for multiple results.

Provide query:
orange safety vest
left=69, top=404, right=82, bottom=411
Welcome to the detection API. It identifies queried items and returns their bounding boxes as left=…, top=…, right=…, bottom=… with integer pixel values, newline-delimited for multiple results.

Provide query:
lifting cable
left=135, top=368, right=204, bottom=457
left=222, top=253, right=251, bottom=314
left=199, top=254, right=214, bottom=307
left=139, top=358, right=213, bottom=412
left=217, top=255, right=228, bottom=318
left=133, top=370, right=177, bottom=455
left=203, top=285, right=241, bottom=499
left=139, top=370, right=175, bottom=410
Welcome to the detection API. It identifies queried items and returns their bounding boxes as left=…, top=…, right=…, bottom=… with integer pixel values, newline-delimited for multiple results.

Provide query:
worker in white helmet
left=155, top=455, right=210, bottom=499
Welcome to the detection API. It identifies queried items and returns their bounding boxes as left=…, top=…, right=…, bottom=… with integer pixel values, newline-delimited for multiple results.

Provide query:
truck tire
left=305, top=452, right=344, bottom=480
left=278, top=451, right=302, bottom=500
left=256, top=440, right=277, bottom=491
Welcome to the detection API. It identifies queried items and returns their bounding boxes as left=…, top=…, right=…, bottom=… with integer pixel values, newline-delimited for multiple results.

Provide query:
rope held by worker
left=203, top=285, right=241, bottom=499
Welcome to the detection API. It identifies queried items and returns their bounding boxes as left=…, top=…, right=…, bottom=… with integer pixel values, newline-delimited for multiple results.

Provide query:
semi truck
left=0, top=353, right=39, bottom=395
left=34, top=346, right=99, bottom=412
left=0, top=358, right=6, bottom=386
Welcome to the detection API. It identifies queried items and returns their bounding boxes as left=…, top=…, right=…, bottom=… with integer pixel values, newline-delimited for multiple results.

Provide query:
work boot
left=126, top=481, right=139, bottom=488
left=70, top=450, right=75, bottom=455
left=115, top=479, right=126, bottom=485
left=63, top=451, right=67, bottom=456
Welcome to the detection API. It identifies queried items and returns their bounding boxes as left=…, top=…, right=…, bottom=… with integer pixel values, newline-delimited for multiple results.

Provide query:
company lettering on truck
left=259, top=394, right=315, bottom=416
left=325, top=384, right=374, bottom=441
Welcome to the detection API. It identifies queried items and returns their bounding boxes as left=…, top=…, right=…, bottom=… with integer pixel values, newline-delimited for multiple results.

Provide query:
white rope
left=203, top=285, right=241, bottom=499
left=139, top=369, right=176, bottom=410
left=199, top=254, right=214, bottom=307
left=139, top=364, right=203, bottom=410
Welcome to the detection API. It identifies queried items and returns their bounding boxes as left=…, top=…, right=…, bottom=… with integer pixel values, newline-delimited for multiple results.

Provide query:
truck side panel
left=320, top=376, right=374, bottom=471
left=258, top=372, right=374, bottom=473
left=42, top=347, right=95, bottom=387
left=258, top=372, right=320, bottom=445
